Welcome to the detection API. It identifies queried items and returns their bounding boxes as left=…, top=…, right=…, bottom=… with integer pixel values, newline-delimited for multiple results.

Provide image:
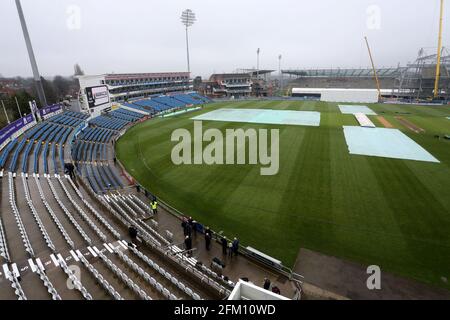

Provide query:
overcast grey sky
left=0, top=0, right=448, bottom=78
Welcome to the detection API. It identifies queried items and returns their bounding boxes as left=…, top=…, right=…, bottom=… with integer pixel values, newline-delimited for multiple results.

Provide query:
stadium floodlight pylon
left=433, top=0, right=445, bottom=98
left=181, top=9, right=196, bottom=76
left=15, top=0, right=47, bottom=108
left=257, top=48, right=261, bottom=79
left=279, top=54, right=283, bottom=95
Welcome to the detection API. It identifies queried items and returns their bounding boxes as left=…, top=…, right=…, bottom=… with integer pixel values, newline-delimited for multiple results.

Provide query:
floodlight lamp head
left=181, top=9, right=196, bottom=27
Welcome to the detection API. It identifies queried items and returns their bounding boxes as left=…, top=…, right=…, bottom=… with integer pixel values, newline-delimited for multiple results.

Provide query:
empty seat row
left=89, top=116, right=129, bottom=131
left=49, top=114, right=84, bottom=127
left=8, top=173, right=35, bottom=257
left=0, top=213, right=10, bottom=262
left=172, top=94, right=204, bottom=105
left=22, top=175, right=56, bottom=251
left=34, top=263, right=61, bottom=300
left=189, top=92, right=211, bottom=103
left=65, top=176, right=122, bottom=239
left=0, top=139, right=18, bottom=168
left=65, top=111, right=89, bottom=120
left=46, top=177, right=93, bottom=245
left=96, top=250, right=151, bottom=300
left=57, top=177, right=107, bottom=242
left=34, top=176, right=75, bottom=249
left=129, top=246, right=201, bottom=300
left=57, top=254, right=93, bottom=300
left=115, top=249, right=178, bottom=300
left=77, top=252, right=123, bottom=300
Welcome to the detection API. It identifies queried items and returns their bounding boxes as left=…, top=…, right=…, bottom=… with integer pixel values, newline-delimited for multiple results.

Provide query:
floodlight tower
left=181, top=9, right=196, bottom=76
left=433, top=0, right=445, bottom=98
left=15, top=0, right=47, bottom=107
left=257, top=48, right=261, bottom=79
left=278, top=54, right=283, bottom=95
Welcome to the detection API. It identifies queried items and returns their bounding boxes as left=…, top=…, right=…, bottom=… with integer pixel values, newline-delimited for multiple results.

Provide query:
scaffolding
left=398, top=47, right=450, bottom=99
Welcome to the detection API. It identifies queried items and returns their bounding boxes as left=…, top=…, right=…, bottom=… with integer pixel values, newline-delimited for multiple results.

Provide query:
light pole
left=15, top=0, right=47, bottom=107
left=278, top=54, right=282, bottom=95
left=1, top=100, right=10, bottom=124
left=15, top=96, right=23, bottom=118
left=181, top=9, right=196, bottom=77
left=256, top=48, right=260, bottom=79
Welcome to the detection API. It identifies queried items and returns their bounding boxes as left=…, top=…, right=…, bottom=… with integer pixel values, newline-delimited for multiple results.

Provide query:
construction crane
left=433, top=0, right=445, bottom=99
left=364, top=36, right=382, bottom=102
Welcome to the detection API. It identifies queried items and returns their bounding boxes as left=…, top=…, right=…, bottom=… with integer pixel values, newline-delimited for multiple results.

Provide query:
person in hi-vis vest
left=151, top=199, right=158, bottom=214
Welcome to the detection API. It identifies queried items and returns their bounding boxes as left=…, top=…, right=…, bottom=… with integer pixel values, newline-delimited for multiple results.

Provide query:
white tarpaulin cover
left=192, top=108, right=321, bottom=127
left=343, top=126, right=439, bottom=163
left=339, top=105, right=377, bottom=115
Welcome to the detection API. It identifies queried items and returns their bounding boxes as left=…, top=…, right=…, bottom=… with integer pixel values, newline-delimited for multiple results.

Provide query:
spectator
left=184, top=235, right=192, bottom=253
left=232, top=238, right=239, bottom=256
left=128, top=226, right=138, bottom=240
left=181, top=218, right=187, bottom=234
left=228, top=241, right=233, bottom=258
left=185, top=223, right=192, bottom=237
left=205, top=231, right=211, bottom=251
left=272, top=286, right=281, bottom=295
left=192, top=220, right=198, bottom=236
left=263, top=278, right=271, bottom=290
left=151, top=199, right=158, bottom=214
left=221, top=237, right=228, bottom=255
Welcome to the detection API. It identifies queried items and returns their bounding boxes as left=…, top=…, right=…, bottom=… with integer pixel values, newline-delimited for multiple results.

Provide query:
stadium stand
left=126, top=93, right=210, bottom=115
left=0, top=101, right=285, bottom=301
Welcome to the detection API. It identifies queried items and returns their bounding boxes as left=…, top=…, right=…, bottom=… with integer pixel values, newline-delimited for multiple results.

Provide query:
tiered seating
left=57, top=254, right=93, bottom=300
left=49, top=114, right=84, bottom=127
left=34, top=176, right=75, bottom=249
left=59, top=127, right=72, bottom=168
left=84, top=163, right=123, bottom=193
left=0, top=139, right=18, bottom=169
left=114, top=247, right=177, bottom=300
left=46, top=177, right=93, bottom=245
left=189, top=92, right=211, bottom=103
left=172, top=94, right=203, bottom=105
left=33, top=124, right=64, bottom=174
left=77, top=252, right=123, bottom=300
left=133, top=99, right=170, bottom=113
left=95, top=249, right=151, bottom=300
left=66, top=176, right=122, bottom=239
left=152, top=96, right=185, bottom=109
left=22, top=175, right=56, bottom=252
left=129, top=245, right=201, bottom=300
left=9, top=123, right=44, bottom=172
left=101, top=194, right=230, bottom=295
left=22, top=123, right=56, bottom=173
left=52, top=127, right=72, bottom=174
left=0, top=211, right=10, bottom=262
left=0, top=104, right=235, bottom=301
left=65, top=111, right=89, bottom=120
left=122, top=103, right=153, bottom=114
left=43, top=126, right=65, bottom=174
left=57, top=177, right=107, bottom=242
left=112, top=109, right=145, bottom=121
left=90, top=116, right=129, bottom=131
left=128, top=93, right=210, bottom=115
left=8, top=173, right=35, bottom=257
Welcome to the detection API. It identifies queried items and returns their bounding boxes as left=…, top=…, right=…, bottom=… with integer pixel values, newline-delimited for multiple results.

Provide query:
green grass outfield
left=116, top=100, right=450, bottom=289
